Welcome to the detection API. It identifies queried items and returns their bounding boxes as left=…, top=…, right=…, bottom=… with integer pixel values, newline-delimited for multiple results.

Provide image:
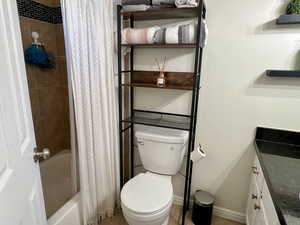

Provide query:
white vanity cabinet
left=246, top=154, right=280, bottom=225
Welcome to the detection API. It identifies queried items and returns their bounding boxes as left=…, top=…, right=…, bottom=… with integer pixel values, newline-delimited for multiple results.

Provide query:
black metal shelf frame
left=117, top=3, right=206, bottom=224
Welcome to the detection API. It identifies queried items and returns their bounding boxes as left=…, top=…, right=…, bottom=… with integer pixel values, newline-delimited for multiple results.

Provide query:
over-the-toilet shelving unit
left=117, top=3, right=206, bottom=225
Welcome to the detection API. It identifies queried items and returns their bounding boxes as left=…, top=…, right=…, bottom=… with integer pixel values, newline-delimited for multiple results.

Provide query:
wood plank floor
left=100, top=205, right=243, bottom=225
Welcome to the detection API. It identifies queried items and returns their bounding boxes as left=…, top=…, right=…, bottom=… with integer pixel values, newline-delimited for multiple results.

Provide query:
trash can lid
left=194, top=190, right=214, bottom=206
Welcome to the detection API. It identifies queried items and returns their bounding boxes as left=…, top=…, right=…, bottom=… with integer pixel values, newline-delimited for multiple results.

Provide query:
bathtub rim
left=47, top=193, right=82, bottom=225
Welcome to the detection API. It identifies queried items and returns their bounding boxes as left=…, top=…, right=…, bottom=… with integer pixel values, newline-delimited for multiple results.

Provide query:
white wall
left=134, top=0, right=300, bottom=214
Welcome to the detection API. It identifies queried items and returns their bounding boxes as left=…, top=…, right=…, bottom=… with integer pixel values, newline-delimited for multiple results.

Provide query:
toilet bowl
left=121, top=172, right=173, bottom=225
left=121, top=126, right=189, bottom=225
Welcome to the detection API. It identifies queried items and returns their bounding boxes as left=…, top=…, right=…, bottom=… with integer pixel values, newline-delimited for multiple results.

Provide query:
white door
left=0, top=1, right=47, bottom=225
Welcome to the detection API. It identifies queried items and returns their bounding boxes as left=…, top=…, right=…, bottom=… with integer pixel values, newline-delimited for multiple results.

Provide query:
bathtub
left=39, top=150, right=82, bottom=225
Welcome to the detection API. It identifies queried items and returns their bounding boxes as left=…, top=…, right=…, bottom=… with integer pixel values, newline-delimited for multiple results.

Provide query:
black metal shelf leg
left=117, top=5, right=124, bottom=187
left=130, top=16, right=135, bottom=179
left=181, top=1, right=205, bottom=224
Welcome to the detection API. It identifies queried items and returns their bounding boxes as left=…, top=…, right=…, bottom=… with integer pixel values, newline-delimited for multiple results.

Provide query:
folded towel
left=122, top=4, right=150, bottom=12
left=175, top=0, right=198, bottom=8
left=122, top=0, right=151, bottom=5
left=122, top=26, right=160, bottom=44
left=152, top=0, right=175, bottom=6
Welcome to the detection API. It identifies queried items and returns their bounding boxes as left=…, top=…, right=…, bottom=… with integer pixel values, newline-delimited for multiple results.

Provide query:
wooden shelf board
left=122, top=83, right=193, bottom=90
left=121, top=7, right=201, bottom=21
left=123, top=71, right=194, bottom=90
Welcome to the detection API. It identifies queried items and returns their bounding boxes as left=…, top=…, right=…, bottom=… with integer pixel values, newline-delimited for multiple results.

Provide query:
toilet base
left=123, top=214, right=169, bottom=225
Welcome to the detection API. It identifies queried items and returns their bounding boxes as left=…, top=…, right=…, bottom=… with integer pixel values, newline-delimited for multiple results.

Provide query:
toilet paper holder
left=190, top=144, right=206, bottom=163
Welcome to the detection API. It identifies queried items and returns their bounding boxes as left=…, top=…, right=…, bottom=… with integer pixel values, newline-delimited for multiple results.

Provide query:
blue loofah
left=25, top=44, right=53, bottom=68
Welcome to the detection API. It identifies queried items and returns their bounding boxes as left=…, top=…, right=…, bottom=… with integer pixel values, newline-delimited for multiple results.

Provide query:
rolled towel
left=122, top=0, right=151, bottom=5
left=122, top=4, right=150, bottom=12
left=174, top=0, right=186, bottom=6
left=122, top=26, right=160, bottom=44
left=152, top=0, right=175, bottom=6
left=153, top=19, right=208, bottom=47
left=154, top=22, right=196, bottom=44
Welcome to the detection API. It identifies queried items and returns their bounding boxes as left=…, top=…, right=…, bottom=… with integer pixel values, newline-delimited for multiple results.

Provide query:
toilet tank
left=135, top=127, right=189, bottom=175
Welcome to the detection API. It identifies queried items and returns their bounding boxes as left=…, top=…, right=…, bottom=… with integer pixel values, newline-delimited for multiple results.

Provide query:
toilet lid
left=121, top=173, right=173, bottom=214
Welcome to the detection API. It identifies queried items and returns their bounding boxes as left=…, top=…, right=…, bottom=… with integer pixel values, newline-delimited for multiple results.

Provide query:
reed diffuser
left=155, top=57, right=167, bottom=87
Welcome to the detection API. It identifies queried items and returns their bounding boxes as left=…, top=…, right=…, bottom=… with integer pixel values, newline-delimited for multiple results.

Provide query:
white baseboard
left=213, top=206, right=246, bottom=224
left=172, top=195, right=246, bottom=224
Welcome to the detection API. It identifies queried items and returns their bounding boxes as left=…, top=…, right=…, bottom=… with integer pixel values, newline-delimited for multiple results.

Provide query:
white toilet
left=121, top=126, right=189, bottom=225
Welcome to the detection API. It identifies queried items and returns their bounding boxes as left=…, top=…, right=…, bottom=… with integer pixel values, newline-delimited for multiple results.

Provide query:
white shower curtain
left=61, top=0, right=120, bottom=224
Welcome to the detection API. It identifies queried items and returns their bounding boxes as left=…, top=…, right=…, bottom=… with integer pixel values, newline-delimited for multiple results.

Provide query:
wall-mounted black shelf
left=266, top=70, right=300, bottom=77
left=277, top=14, right=300, bottom=25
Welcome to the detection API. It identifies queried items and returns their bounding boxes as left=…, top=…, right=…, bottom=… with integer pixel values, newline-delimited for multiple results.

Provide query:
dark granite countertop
left=255, top=127, right=300, bottom=225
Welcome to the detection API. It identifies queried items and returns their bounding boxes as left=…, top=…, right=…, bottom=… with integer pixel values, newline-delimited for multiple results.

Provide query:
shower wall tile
left=56, top=25, right=65, bottom=57
left=57, top=58, right=68, bottom=85
left=28, top=89, right=41, bottom=123
left=19, top=17, right=32, bottom=48
left=33, top=117, right=46, bottom=149
left=34, top=0, right=57, bottom=7
left=29, top=18, right=58, bottom=55
left=35, top=67, right=60, bottom=88
left=25, top=65, right=38, bottom=89
left=18, top=13, right=70, bottom=157
left=38, top=87, right=69, bottom=155
left=17, top=0, right=62, bottom=24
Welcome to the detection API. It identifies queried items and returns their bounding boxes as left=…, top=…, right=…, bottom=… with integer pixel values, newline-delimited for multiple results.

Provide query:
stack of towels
left=122, top=0, right=200, bottom=12
left=122, top=20, right=208, bottom=47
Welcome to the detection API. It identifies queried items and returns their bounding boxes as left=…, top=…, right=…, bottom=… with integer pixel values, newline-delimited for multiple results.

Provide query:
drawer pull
left=252, top=166, right=259, bottom=174
left=254, top=204, right=261, bottom=210
left=252, top=194, right=258, bottom=199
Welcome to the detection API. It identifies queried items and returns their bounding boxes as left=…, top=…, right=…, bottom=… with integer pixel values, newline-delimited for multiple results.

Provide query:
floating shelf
left=122, top=110, right=191, bottom=130
left=122, top=71, right=194, bottom=90
left=277, top=14, right=300, bottom=25
left=266, top=70, right=300, bottom=77
left=122, top=43, right=196, bottom=48
left=121, top=7, right=201, bottom=21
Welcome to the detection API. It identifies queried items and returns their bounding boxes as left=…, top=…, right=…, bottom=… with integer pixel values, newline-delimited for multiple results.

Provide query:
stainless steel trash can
left=192, top=190, right=215, bottom=225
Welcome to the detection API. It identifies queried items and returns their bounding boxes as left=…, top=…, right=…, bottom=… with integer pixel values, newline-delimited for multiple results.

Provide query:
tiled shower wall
left=18, top=0, right=70, bottom=156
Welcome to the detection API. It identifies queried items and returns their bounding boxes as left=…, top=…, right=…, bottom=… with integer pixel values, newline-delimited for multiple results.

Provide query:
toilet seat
left=121, top=172, right=173, bottom=215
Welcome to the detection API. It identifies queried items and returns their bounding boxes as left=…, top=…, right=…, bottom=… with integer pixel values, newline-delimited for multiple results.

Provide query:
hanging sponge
left=24, top=31, right=54, bottom=68
left=287, top=0, right=300, bottom=14
left=25, top=44, right=52, bottom=68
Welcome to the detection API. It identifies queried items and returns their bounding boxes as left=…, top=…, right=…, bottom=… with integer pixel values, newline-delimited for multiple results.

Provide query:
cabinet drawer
left=253, top=155, right=264, bottom=190
left=261, top=179, right=280, bottom=225
left=246, top=175, right=260, bottom=225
